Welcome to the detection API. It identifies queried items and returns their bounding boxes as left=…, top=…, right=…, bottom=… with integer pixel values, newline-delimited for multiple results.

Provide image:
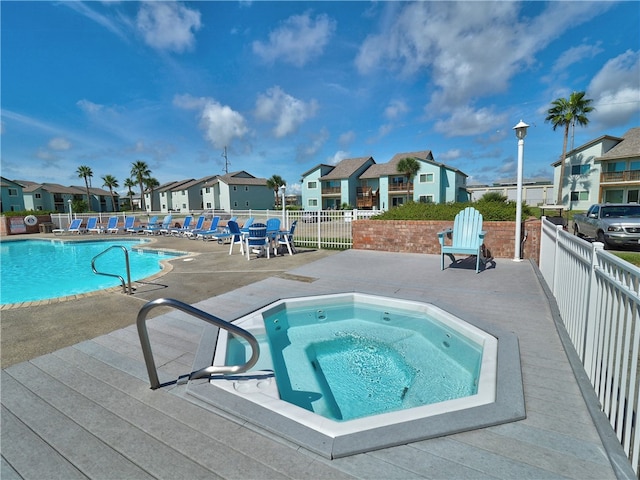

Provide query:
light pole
left=280, top=185, right=286, bottom=229
left=513, top=120, right=529, bottom=261
left=67, top=199, right=73, bottom=223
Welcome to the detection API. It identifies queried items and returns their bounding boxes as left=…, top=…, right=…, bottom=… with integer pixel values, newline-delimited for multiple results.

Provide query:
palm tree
left=101, top=174, right=119, bottom=212
left=266, top=174, right=286, bottom=207
left=123, top=178, right=137, bottom=211
left=396, top=157, right=421, bottom=203
left=545, top=91, right=594, bottom=205
left=131, top=161, right=151, bottom=211
left=144, top=177, right=160, bottom=212
left=76, top=165, right=93, bottom=210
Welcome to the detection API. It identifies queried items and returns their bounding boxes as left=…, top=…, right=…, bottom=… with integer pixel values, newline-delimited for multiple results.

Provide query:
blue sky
left=2, top=1, right=639, bottom=196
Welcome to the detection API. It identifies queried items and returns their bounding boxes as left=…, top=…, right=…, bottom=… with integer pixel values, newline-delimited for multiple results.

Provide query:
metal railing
left=91, top=245, right=132, bottom=294
left=137, top=298, right=260, bottom=390
left=51, top=208, right=381, bottom=249
left=539, top=217, right=640, bottom=474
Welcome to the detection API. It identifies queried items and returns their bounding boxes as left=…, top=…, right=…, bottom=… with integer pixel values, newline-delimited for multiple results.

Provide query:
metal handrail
left=91, top=245, right=132, bottom=294
left=136, top=298, right=260, bottom=390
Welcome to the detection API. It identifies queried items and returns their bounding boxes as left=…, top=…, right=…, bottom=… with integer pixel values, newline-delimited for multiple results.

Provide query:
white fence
left=50, top=209, right=379, bottom=249
left=540, top=217, right=640, bottom=474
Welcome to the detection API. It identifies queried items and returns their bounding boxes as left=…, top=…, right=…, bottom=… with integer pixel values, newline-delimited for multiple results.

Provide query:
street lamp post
left=67, top=199, right=73, bottom=223
left=280, top=185, right=286, bottom=229
left=513, top=120, right=529, bottom=261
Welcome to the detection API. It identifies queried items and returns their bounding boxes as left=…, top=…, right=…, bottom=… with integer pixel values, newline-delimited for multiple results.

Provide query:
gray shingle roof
left=319, top=157, right=374, bottom=180
left=597, top=127, right=640, bottom=160
left=203, top=171, right=268, bottom=187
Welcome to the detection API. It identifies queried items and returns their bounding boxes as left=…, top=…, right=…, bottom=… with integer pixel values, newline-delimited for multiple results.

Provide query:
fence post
left=551, top=224, right=563, bottom=296
left=583, top=242, right=604, bottom=375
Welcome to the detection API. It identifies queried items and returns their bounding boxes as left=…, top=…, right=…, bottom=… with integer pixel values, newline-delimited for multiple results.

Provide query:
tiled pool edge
left=184, top=297, right=525, bottom=459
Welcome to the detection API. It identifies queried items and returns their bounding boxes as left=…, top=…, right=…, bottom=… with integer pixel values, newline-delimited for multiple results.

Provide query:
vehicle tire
left=596, top=230, right=609, bottom=249
left=24, top=215, right=38, bottom=226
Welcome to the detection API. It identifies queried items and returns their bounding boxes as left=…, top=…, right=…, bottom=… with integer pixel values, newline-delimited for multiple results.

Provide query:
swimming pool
left=183, top=293, right=526, bottom=458
left=0, top=239, right=185, bottom=305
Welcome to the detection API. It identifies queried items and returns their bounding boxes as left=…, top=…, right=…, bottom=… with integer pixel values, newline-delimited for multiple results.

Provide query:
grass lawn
left=613, top=251, right=640, bottom=267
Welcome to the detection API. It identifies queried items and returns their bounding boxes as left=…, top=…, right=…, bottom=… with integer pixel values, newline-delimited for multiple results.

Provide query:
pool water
left=224, top=295, right=485, bottom=422
left=0, top=239, right=184, bottom=304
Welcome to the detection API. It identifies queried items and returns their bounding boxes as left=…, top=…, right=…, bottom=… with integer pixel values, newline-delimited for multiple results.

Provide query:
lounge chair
left=239, top=217, right=255, bottom=236
left=196, top=217, right=225, bottom=241
left=276, top=220, right=297, bottom=256
left=124, top=216, right=140, bottom=234
left=105, top=216, right=119, bottom=234
left=185, top=217, right=216, bottom=239
left=245, top=223, right=269, bottom=260
left=53, top=218, right=84, bottom=235
left=437, top=207, right=487, bottom=273
left=169, top=216, right=193, bottom=236
left=144, top=215, right=172, bottom=235
left=177, top=215, right=205, bottom=237
left=86, top=217, right=102, bottom=234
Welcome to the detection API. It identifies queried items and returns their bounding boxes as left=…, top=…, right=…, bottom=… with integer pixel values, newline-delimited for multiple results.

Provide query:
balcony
left=388, top=182, right=412, bottom=192
left=601, top=170, right=640, bottom=183
left=321, top=186, right=341, bottom=195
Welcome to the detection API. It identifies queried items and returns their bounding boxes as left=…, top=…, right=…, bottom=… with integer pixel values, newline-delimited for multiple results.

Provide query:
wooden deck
left=2, top=250, right=634, bottom=479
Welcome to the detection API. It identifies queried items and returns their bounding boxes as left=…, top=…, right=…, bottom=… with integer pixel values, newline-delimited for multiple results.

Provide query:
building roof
left=300, top=163, right=334, bottom=178
left=20, top=182, right=84, bottom=195
left=203, top=171, right=268, bottom=187
left=596, top=127, right=640, bottom=161
left=359, top=150, right=467, bottom=179
left=319, top=157, right=374, bottom=180
left=551, top=133, right=624, bottom=167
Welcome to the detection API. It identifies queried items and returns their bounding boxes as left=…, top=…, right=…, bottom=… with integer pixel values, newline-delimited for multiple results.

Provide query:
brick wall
left=352, top=217, right=541, bottom=264
left=0, top=215, right=53, bottom=236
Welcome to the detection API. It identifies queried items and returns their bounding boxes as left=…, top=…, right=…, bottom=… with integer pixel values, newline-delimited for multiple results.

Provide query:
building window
left=245, top=201, right=249, bottom=207
left=8, top=188, right=17, bottom=196
left=308, top=181, right=317, bottom=189
left=308, top=198, right=318, bottom=207
left=205, top=187, right=210, bottom=193
left=233, top=186, right=237, bottom=191
left=571, top=164, right=590, bottom=175
left=35, top=193, right=41, bottom=199
left=419, top=195, right=434, bottom=203
left=234, top=201, right=238, bottom=207
left=245, top=186, right=249, bottom=191
left=570, top=191, right=589, bottom=201
left=182, top=204, right=187, bottom=209
left=206, top=202, right=212, bottom=208
left=182, top=191, right=186, bottom=196
left=419, top=173, right=434, bottom=183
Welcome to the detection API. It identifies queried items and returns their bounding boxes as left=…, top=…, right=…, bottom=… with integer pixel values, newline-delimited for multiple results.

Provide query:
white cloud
left=384, top=100, right=408, bottom=120
left=588, top=50, right=640, bottom=128
left=552, top=42, right=604, bottom=73
left=48, top=137, right=71, bottom=151
left=175, top=94, right=248, bottom=149
left=338, top=130, right=355, bottom=147
left=327, top=150, right=349, bottom=165
left=434, top=106, right=508, bottom=137
left=136, top=2, right=201, bottom=53
left=77, top=99, right=104, bottom=114
left=252, top=12, right=336, bottom=67
left=254, top=86, right=318, bottom=138
left=296, top=127, right=329, bottom=161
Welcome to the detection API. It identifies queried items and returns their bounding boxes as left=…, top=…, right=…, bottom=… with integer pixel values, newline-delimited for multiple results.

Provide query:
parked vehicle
left=573, top=203, right=640, bottom=249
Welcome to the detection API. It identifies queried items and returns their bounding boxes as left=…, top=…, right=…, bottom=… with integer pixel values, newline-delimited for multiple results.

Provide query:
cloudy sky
left=2, top=1, right=639, bottom=196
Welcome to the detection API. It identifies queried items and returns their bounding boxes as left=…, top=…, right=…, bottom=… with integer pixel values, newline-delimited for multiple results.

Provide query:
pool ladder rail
left=91, top=245, right=133, bottom=295
left=137, top=298, right=260, bottom=390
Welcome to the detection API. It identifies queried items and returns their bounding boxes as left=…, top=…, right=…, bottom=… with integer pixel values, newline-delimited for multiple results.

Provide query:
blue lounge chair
left=194, top=217, right=222, bottom=240
left=437, top=207, right=486, bottom=273
left=239, top=217, right=255, bottom=236
left=245, top=223, right=269, bottom=260
left=144, top=215, right=172, bottom=235
left=105, top=216, right=119, bottom=234
left=184, top=216, right=212, bottom=239
left=86, top=217, right=102, bottom=234
left=124, top=216, right=140, bottom=234
left=53, top=218, right=84, bottom=235
left=169, top=216, right=193, bottom=236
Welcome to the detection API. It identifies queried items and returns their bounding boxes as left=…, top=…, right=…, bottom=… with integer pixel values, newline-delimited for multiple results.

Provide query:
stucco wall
left=352, top=218, right=541, bottom=263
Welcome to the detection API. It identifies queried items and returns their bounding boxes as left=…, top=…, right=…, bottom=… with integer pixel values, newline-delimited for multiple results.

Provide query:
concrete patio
left=1, top=243, right=635, bottom=479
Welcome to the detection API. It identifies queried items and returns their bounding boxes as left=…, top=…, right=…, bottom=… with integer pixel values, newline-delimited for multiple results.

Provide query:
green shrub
left=372, top=201, right=533, bottom=221
left=2, top=210, right=54, bottom=217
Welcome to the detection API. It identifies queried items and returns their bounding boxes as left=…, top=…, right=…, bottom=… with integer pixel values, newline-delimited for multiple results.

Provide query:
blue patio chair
left=144, top=215, right=172, bottom=235
left=182, top=216, right=208, bottom=238
left=53, top=218, right=84, bottom=235
left=169, top=216, right=192, bottom=236
left=105, top=216, right=119, bottom=234
left=195, top=217, right=223, bottom=240
left=276, top=220, right=297, bottom=256
left=128, top=215, right=155, bottom=234
left=86, top=217, right=102, bottom=234
left=437, top=207, right=487, bottom=273
left=124, top=216, right=139, bottom=233
left=212, top=220, right=244, bottom=255
left=245, top=223, right=269, bottom=260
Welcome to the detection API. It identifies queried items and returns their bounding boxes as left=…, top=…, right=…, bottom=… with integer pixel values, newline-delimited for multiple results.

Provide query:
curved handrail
left=136, top=298, right=260, bottom=389
left=91, top=245, right=132, bottom=294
